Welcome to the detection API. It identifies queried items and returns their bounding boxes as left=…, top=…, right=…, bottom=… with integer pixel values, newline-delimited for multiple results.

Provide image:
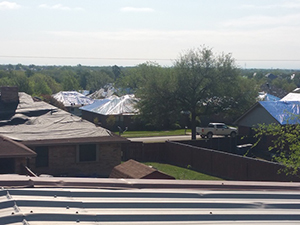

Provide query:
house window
left=78, top=144, right=97, bottom=162
left=35, top=146, right=49, bottom=167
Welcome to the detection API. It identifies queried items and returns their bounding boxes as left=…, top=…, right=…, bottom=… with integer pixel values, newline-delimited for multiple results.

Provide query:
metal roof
left=0, top=175, right=300, bottom=224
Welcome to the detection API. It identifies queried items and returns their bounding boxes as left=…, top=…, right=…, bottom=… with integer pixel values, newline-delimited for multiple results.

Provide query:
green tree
left=86, top=71, right=113, bottom=92
left=173, top=47, right=239, bottom=139
left=135, top=62, right=180, bottom=130
left=29, top=74, right=52, bottom=96
left=254, top=122, right=300, bottom=176
left=112, top=65, right=122, bottom=81
left=62, top=71, right=80, bottom=91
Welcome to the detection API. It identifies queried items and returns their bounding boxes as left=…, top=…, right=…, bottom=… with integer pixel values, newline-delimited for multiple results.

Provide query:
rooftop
left=0, top=92, right=126, bottom=143
left=0, top=175, right=300, bottom=224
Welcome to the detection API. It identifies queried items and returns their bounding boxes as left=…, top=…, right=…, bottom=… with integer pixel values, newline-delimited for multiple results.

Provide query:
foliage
left=174, top=47, right=240, bottom=139
left=106, top=115, right=116, bottom=127
left=29, top=74, right=52, bottom=96
left=62, top=71, right=80, bottom=91
left=86, top=70, right=113, bottom=92
left=253, top=122, right=300, bottom=176
left=134, top=62, right=181, bottom=130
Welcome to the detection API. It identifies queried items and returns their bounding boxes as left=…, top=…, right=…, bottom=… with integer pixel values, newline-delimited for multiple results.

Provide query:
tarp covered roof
left=259, top=101, right=300, bottom=125
left=88, top=86, right=116, bottom=99
left=280, top=88, right=300, bottom=101
left=0, top=92, right=124, bottom=143
left=52, top=91, right=94, bottom=107
left=257, top=92, right=280, bottom=101
left=80, top=94, right=139, bottom=116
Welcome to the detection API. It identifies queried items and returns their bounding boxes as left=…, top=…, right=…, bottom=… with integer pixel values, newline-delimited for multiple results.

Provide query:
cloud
left=240, top=1, right=300, bottom=9
left=223, top=13, right=300, bottom=28
left=120, top=7, right=154, bottom=13
left=0, top=1, right=20, bottom=10
left=38, top=4, right=83, bottom=11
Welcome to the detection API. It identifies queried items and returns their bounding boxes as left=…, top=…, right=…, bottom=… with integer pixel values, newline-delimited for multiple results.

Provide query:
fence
left=121, top=139, right=300, bottom=182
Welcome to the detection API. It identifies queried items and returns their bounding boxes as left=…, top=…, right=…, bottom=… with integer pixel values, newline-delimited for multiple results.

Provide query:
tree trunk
left=191, top=111, right=196, bottom=140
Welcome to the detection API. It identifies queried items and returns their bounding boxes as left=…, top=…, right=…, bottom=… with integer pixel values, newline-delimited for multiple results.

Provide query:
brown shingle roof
left=110, top=159, right=175, bottom=179
left=0, top=135, right=36, bottom=158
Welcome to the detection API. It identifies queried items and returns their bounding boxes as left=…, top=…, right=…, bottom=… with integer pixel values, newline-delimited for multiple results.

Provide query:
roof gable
left=110, top=159, right=174, bottom=179
left=0, top=135, right=36, bottom=158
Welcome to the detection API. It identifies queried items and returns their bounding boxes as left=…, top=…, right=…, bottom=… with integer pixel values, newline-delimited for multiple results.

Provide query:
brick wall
left=30, top=143, right=121, bottom=177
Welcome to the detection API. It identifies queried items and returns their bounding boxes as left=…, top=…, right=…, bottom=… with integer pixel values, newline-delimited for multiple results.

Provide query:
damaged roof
left=0, top=92, right=127, bottom=143
left=52, top=91, right=94, bottom=107
left=80, top=94, right=139, bottom=116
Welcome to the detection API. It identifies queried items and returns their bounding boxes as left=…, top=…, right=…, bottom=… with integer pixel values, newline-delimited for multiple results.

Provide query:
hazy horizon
left=1, top=0, right=300, bottom=69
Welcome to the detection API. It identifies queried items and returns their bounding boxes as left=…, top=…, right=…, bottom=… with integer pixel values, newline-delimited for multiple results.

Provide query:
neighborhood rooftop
left=80, top=94, right=139, bottom=115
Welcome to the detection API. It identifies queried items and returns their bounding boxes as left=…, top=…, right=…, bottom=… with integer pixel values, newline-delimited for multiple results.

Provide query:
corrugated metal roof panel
left=0, top=176, right=300, bottom=224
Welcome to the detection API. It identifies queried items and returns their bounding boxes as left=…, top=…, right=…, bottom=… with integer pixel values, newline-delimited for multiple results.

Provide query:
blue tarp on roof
left=259, top=101, right=300, bottom=125
left=265, top=93, right=280, bottom=101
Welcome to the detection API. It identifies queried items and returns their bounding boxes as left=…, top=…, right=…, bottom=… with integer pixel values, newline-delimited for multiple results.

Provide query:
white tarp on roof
left=82, top=95, right=139, bottom=115
left=0, top=92, right=109, bottom=141
left=88, top=87, right=116, bottom=99
left=52, top=91, right=94, bottom=107
left=280, top=88, right=300, bottom=101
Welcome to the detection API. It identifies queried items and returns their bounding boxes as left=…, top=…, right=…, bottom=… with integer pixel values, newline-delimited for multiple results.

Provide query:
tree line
left=1, top=47, right=300, bottom=139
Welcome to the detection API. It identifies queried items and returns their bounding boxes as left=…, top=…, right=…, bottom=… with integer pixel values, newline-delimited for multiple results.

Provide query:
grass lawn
left=144, top=162, right=223, bottom=180
left=116, top=129, right=191, bottom=138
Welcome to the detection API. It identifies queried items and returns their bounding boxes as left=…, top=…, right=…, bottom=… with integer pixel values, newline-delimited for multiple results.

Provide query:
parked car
left=196, top=123, right=238, bottom=138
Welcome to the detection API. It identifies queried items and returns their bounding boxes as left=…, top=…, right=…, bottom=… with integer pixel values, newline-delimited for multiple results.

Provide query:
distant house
left=109, top=159, right=175, bottom=179
left=88, top=85, right=116, bottom=99
left=280, top=88, right=300, bottom=101
left=0, top=87, right=128, bottom=177
left=0, top=135, right=36, bottom=174
left=52, top=91, right=94, bottom=116
left=80, top=95, right=139, bottom=131
left=234, top=101, right=300, bottom=136
left=257, top=92, right=280, bottom=101
left=260, top=83, right=288, bottom=99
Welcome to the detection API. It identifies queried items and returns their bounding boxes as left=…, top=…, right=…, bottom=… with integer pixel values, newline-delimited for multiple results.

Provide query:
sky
left=1, top=0, right=300, bottom=69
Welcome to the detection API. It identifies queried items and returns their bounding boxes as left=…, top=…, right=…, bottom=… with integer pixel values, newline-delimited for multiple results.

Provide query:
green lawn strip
left=115, top=129, right=191, bottom=138
left=144, top=162, right=223, bottom=180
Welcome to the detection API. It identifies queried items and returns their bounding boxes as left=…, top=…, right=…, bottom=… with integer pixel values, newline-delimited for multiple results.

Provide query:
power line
left=0, top=55, right=171, bottom=61
left=0, top=55, right=300, bottom=62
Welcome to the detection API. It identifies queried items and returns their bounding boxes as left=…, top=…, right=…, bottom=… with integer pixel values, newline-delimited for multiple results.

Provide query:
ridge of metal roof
left=0, top=175, right=300, bottom=224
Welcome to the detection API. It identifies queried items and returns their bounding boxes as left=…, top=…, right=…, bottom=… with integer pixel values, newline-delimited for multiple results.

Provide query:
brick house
left=0, top=87, right=128, bottom=177
left=0, top=135, right=36, bottom=174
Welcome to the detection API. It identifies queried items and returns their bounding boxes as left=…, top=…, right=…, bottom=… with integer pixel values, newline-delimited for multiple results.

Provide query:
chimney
left=0, top=86, right=19, bottom=103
